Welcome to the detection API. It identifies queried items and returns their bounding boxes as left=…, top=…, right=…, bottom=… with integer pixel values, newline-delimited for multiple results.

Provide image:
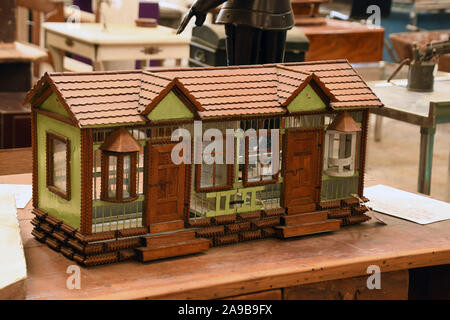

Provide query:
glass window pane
left=52, top=138, right=67, bottom=192
left=108, top=155, right=117, bottom=198
left=200, top=163, right=214, bottom=188
left=215, top=164, right=227, bottom=186
left=123, top=155, right=131, bottom=198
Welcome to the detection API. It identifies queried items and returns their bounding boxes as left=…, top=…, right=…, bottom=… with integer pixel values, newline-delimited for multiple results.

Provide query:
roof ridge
left=276, top=64, right=311, bottom=76
left=141, top=70, right=174, bottom=82
left=48, top=69, right=143, bottom=77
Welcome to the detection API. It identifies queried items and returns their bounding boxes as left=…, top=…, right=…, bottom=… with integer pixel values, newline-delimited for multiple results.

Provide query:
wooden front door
left=282, top=129, right=323, bottom=212
left=146, top=142, right=188, bottom=225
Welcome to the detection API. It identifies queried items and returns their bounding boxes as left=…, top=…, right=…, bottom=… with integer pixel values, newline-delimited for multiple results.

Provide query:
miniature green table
left=5, top=173, right=450, bottom=300
left=368, top=77, right=450, bottom=196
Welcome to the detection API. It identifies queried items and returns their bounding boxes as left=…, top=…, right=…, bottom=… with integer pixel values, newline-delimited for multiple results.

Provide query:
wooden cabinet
left=0, top=93, right=31, bottom=149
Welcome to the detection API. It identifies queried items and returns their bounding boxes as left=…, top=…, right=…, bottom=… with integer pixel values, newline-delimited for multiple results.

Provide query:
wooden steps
left=275, top=219, right=341, bottom=239
left=135, top=238, right=210, bottom=262
left=136, top=229, right=210, bottom=262
left=281, top=211, right=328, bottom=225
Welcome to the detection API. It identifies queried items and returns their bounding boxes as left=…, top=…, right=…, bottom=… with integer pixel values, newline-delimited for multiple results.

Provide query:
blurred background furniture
left=189, top=24, right=309, bottom=67
left=43, top=22, right=190, bottom=71
left=294, top=0, right=387, bottom=63
left=0, top=0, right=46, bottom=153
left=389, top=30, right=450, bottom=72
left=369, top=76, right=450, bottom=196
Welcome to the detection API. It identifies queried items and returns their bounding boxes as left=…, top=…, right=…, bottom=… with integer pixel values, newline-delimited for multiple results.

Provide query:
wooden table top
left=4, top=173, right=450, bottom=300
left=43, top=23, right=190, bottom=45
left=0, top=93, right=29, bottom=114
left=0, top=42, right=47, bottom=63
left=298, top=18, right=384, bottom=35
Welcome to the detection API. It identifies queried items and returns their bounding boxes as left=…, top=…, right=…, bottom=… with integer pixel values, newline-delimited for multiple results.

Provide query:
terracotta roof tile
left=26, top=60, right=382, bottom=127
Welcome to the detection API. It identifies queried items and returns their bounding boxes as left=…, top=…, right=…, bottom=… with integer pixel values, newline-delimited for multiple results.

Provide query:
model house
left=24, top=60, right=383, bottom=266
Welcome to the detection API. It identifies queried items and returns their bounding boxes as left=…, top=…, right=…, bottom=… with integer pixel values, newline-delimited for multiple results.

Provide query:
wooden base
left=287, top=203, right=317, bottom=214
left=148, top=220, right=184, bottom=234
left=281, top=210, right=328, bottom=225
left=275, top=219, right=341, bottom=238
left=135, top=238, right=210, bottom=262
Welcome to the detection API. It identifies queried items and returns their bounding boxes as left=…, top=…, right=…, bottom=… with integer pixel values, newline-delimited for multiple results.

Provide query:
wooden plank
left=0, top=148, right=32, bottom=175
left=288, top=203, right=317, bottom=214
left=145, top=230, right=196, bottom=246
left=136, top=238, right=210, bottom=262
left=283, top=270, right=408, bottom=300
left=281, top=211, right=328, bottom=225
left=149, top=220, right=185, bottom=234
left=275, top=220, right=341, bottom=238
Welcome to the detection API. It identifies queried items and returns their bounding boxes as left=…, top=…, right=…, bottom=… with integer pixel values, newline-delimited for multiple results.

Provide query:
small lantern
left=323, top=111, right=361, bottom=177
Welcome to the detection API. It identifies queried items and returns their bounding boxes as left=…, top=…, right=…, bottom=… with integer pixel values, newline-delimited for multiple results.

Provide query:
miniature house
left=24, top=60, right=383, bottom=266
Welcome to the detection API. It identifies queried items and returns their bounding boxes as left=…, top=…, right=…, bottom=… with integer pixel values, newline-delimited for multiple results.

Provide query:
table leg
left=418, top=127, right=436, bottom=195
left=48, top=46, right=64, bottom=72
left=374, top=115, right=383, bottom=142
left=92, top=61, right=106, bottom=71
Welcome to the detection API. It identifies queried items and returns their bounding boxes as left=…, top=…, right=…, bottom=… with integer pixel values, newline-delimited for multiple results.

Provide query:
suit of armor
left=178, top=0, right=294, bottom=65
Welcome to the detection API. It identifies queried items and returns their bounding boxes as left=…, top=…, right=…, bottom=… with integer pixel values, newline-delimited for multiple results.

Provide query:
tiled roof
left=25, top=60, right=382, bottom=127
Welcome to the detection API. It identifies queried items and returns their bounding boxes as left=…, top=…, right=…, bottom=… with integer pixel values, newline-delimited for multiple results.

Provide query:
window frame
left=195, top=137, right=234, bottom=193
left=243, top=131, right=280, bottom=188
left=46, top=132, right=71, bottom=200
left=101, top=150, right=138, bottom=203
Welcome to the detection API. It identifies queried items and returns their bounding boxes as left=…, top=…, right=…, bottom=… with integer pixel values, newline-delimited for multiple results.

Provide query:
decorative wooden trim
left=32, top=109, right=38, bottom=208
left=184, top=162, right=192, bottom=223
left=80, top=129, right=93, bottom=235
left=141, top=78, right=205, bottom=117
left=142, top=141, right=151, bottom=227
left=35, top=109, right=78, bottom=127
left=30, top=87, right=53, bottom=109
left=358, top=110, right=369, bottom=197
left=25, top=73, right=80, bottom=127
left=282, top=73, right=337, bottom=108
left=316, top=129, right=325, bottom=201
left=45, top=131, right=71, bottom=201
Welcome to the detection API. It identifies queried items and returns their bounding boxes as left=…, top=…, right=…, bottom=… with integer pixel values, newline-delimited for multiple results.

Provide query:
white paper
left=0, top=193, right=27, bottom=290
left=0, top=184, right=32, bottom=209
left=364, top=185, right=450, bottom=225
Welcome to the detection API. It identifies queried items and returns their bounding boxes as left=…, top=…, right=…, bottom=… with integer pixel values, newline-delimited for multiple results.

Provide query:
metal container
left=407, top=63, right=436, bottom=92
left=189, top=24, right=309, bottom=67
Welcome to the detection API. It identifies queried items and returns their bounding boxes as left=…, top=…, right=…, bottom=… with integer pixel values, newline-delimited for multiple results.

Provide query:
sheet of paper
left=0, top=193, right=27, bottom=291
left=364, top=185, right=450, bottom=225
left=0, top=184, right=32, bottom=209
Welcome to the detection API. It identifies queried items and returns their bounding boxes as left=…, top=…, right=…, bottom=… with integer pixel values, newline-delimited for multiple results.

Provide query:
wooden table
left=6, top=172, right=450, bottom=300
left=369, top=77, right=450, bottom=196
left=43, top=22, right=191, bottom=71
left=298, top=18, right=385, bottom=63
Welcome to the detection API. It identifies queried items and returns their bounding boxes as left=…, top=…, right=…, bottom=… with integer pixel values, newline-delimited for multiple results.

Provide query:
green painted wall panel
left=36, top=113, right=81, bottom=229
left=148, top=91, right=194, bottom=122
left=287, top=84, right=327, bottom=113
left=40, top=93, right=71, bottom=119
